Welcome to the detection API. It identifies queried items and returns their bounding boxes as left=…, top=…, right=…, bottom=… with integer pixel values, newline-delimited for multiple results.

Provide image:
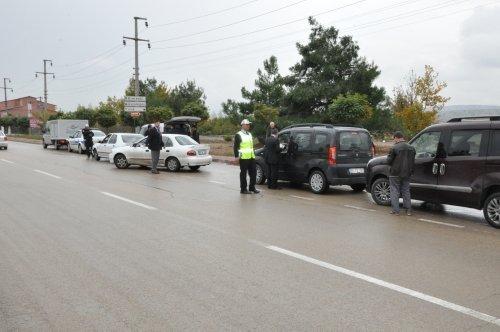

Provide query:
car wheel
left=78, top=144, right=83, bottom=154
left=255, top=163, right=266, bottom=185
left=68, top=144, right=72, bottom=152
left=43, top=142, right=47, bottom=149
left=309, top=170, right=328, bottom=194
left=189, top=166, right=200, bottom=171
left=483, top=193, right=500, bottom=228
left=350, top=184, right=366, bottom=193
left=166, top=157, right=181, bottom=172
left=114, top=154, right=129, bottom=169
left=371, top=177, right=391, bottom=206
left=93, top=149, right=100, bottom=161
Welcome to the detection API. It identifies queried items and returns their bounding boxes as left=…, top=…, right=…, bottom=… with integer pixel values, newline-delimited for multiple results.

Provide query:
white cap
left=241, top=119, right=251, bottom=125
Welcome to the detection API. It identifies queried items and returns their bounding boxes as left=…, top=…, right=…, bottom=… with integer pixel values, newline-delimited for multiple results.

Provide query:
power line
left=152, top=0, right=310, bottom=44
left=35, top=59, right=55, bottom=111
left=57, top=46, right=126, bottom=79
left=61, top=44, right=123, bottom=68
left=149, top=0, right=260, bottom=28
left=123, top=16, right=151, bottom=96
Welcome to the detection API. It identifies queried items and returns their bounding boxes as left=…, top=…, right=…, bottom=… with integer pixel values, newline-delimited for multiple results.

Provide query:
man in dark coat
left=264, top=128, right=281, bottom=189
left=387, top=131, right=416, bottom=215
left=147, top=121, right=164, bottom=174
left=82, top=125, right=94, bottom=159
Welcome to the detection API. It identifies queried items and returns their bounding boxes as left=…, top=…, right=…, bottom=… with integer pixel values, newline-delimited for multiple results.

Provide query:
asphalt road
left=0, top=141, right=499, bottom=331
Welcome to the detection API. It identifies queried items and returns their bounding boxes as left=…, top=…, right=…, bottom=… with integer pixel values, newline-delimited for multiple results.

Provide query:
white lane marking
left=209, top=180, right=226, bottom=185
left=289, top=195, right=315, bottom=201
left=34, top=169, right=62, bottom=179
left=0, top=159, right=14, bottom=164
left=101, top=192, right=157, bottom=211
left=267, top=245, right=500, bottom=326
left=344, top=204, right=376, bottom=212
left=418, top=218, right=465, bottom=229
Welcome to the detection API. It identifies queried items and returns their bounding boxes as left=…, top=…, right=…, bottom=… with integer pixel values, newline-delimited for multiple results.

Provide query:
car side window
left=278, top=132, right=291, bottom=153
left=293, top=132, right=312, bottom=152
left=163, top=137, right=173, bottom=147
left=101, top=135, right=110, bottom=144
left=108, top=134, right=117, bottom=144
left=448, top=130, right=484, bottom=157
left=312, top=133, right=329, bottom=153
left=410, top=131, right=441, bottom=159
left=488, top=130, right=500, bottom=156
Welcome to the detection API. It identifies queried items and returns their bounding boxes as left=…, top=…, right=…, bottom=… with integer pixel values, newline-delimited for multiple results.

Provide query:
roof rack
left=282, top=123, right=334, bottom=130
left=448, top=116, right=500, bottom=123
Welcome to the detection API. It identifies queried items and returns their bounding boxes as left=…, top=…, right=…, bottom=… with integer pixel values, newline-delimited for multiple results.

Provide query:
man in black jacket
left=387, top=131, right=416, bottom=215
left=82, top=125, right=94, bottom=159
left=264, top=128, right=281, bottom=189
left=147, top=121, right=164, bottom=174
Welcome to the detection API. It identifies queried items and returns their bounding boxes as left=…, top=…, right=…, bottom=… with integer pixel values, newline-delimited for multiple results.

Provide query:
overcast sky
left=1, top=0, right=499, bottom=114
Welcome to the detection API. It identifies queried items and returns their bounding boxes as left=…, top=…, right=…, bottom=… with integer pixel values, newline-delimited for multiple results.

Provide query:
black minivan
left=255, top=124, right=375, bottom=194
left=367, top=117, right=500, bottom=228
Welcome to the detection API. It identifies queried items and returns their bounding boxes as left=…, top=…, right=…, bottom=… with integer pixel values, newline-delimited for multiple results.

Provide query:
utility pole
left=35, top=59, right=55, bottom=111
left=123, top=17, right=150, bottom=96
left=0, top=78, right=13, bottom=110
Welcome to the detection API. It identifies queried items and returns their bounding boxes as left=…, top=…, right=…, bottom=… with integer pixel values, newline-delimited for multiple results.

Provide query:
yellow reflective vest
left=237, top=130, right=255, bottom=159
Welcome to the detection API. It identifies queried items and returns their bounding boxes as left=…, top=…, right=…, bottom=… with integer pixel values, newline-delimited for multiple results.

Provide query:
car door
left=435, top=128, right=488, bottom=208
left=97, top=134, right=111, bottom=155
left=103, top=134, right=117, bottom=157
left=69, top=131, right=80, bottom=149
left=288, top=131, right=313, bottom=182
left=277, top=131, right=292, bottom=180
left=128, top=138, right=149, bottom=165
left=408, top=130, right=443, bottom=201
left=160, top=136, right=175, bottom=164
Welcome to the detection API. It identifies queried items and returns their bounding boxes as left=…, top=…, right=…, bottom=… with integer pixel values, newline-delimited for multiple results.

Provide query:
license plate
left=349, top=168, right=365, bottom=174
left=198, top=150, right=207, bottom=155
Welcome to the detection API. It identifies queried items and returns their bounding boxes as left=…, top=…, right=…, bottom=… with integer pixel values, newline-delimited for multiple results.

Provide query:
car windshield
left=122, top=134, right=144, bottom=143
left=175, top=135, right=198, bottom=145
left=339, top=131, right=371, bottom=151
left=92, top=130, right=106, bottom=136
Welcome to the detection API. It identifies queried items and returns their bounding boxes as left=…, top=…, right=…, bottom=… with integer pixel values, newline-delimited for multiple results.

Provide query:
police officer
left=82, top=125, right=94, bottom=159
left=234, top=119, right=260, bottom=194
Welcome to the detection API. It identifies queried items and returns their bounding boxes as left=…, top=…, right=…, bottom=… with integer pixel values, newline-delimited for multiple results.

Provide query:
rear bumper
left=0, top=141, right=7, bottom=147
left=325, top=164, right=367, bottom=185
left=181, top=155, right=212, bottom=166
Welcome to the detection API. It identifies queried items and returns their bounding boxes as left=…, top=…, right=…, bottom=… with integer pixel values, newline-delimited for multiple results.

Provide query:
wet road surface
left=0, top=141, right=499, bottom=330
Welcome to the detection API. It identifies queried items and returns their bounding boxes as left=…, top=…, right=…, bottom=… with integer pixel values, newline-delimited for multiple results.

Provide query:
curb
left=7, top=137, right=41, bottom=145
left=212, top=157, right=238, bottom=166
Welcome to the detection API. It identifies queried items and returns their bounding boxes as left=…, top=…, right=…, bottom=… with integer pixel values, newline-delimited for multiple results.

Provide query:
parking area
left=0, top=141, right=499, bottom=330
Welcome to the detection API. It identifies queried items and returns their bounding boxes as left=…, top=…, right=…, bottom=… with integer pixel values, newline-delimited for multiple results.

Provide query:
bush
left=224, top=135, right=233, bottom=142
left=145, top=106, right=173, bottom=123
left=323, top=93, right=372, bottom=125
left=198, top=117, right=239, bottom=135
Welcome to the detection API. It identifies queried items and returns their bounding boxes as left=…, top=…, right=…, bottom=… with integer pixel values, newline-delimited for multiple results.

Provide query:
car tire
left=483, top=192, right=500, bottom=228
left=114, top=154, right=129, bottom=169
left=371, top=177, right=391, bottom=206
left=93, top=149, right=100, bottom=161
left=350, top=184, right=366, bottom=193
left=309, top=170, right=328, bottom=194
left=189, top=166, right=200, bottom=171
left=166, top=157, right=181, bottom=172
left=255, top=163, right=266, bottom=185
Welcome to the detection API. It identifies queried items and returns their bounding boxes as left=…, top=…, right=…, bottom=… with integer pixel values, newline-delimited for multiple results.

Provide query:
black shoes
left=241, top=189, right=261, bottom=194
left=250, top=189, right=260, bottom=194
left=240, top=190, right=251, bottom=194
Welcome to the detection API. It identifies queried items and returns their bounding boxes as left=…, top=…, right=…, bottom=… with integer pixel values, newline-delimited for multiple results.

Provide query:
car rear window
left=175, top=135, right=198, bottom=145
left=122, top=134, right=143, bottom=143
left=338, top=131, right=371, bottom=151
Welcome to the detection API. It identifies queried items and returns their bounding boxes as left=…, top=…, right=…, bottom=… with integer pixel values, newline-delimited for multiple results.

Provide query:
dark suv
left=255, top=124, right=375, bottom=194
left=367, top=117, right=500, bottom=228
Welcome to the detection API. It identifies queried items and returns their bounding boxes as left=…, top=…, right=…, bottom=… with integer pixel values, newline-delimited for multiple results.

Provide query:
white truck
left=42, top=120, right=89, bottom=150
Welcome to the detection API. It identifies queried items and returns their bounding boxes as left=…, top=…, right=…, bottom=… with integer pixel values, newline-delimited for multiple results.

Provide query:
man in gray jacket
left=387, top=131, right=416, bottom=215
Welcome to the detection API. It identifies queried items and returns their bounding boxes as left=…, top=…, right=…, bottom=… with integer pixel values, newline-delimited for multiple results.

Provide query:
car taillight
left=328, top=147, right=337, bottom=166
left=187, top=150, right=196, bottom=156
left=371, top=144, right=376, bottom=156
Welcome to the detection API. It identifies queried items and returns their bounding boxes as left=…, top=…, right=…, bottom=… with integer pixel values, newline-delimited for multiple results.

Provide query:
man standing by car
left=147, top=121, right=164, bottom=174
left=82, top=125, right=94, bottom=159
left=266, top=121, right=277, bottom=138
left=234, top=119, right=260, bottom=194
left=264, top=128, right=281, bottom=189
left=387, top=131, right=416, bottom=215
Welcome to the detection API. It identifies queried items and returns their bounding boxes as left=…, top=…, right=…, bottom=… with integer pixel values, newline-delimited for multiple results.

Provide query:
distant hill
left=438, top=105, right=500, bottom=123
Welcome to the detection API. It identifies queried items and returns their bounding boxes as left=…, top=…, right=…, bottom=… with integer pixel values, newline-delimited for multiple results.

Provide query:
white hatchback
left=109, top=134, right=212, bottom=171
left=0, top=131, right=7, bottom=150
left=93, top=133, right=144, bottom=161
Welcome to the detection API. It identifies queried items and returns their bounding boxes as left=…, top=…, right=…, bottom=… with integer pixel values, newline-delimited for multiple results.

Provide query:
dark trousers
left=239, top=158, right=256, bottom=192
left=151, top=150, right=160, bottom=172
left=85, top=141, right=93, bottom=157
left=389, top=176, right=411, bottom=212
left=266, top=163, right=278, bottom=188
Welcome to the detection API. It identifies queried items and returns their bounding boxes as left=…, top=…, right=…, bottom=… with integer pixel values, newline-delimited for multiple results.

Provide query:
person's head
left=271, top=128, right=278, bottom=137
left=393, top=131, right=405, bottom=142
left=84, top=125, right=89, bottom=130
left=241, top=119, right=251, bottom=131
left=269, top=121, right=275, bottom=129
left=154, top=121, right=160, bottom=128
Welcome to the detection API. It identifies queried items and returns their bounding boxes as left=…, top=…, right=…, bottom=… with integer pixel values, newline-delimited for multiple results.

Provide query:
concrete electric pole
left=0, top=78, right=13, bottom=109
left=35, top=59, right=55, bottom=111
left=123, top=17, right=150, bottom=96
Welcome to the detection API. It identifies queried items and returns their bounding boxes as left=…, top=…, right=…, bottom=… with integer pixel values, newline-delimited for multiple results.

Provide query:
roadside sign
left=29, top=118, right=38, bottom=128
left=130, top=112, right=142, bottom=118
left=124, top=96, right=146, bottom=113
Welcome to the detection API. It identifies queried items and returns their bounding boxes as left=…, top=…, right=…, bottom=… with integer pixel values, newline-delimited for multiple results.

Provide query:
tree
left=95, top=104, right=117, bottom=130
left=323, top=93, right=372, bottom=125
left=145, top=106, right=174, bottom=123
left=393, top=65, right=450, bottom=136
left=168, top=80, right=208, bottom=116
left=241, top=56, right=285, bottom=108
left=181, top=101, right=209, bottom=120
left=16, top=117, right=30, bottom=131
left=73, top=105, right=96, bottom=126
left=284, top=18, right=385, bottom=115
left=221, top=99, right=242, bottom=124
